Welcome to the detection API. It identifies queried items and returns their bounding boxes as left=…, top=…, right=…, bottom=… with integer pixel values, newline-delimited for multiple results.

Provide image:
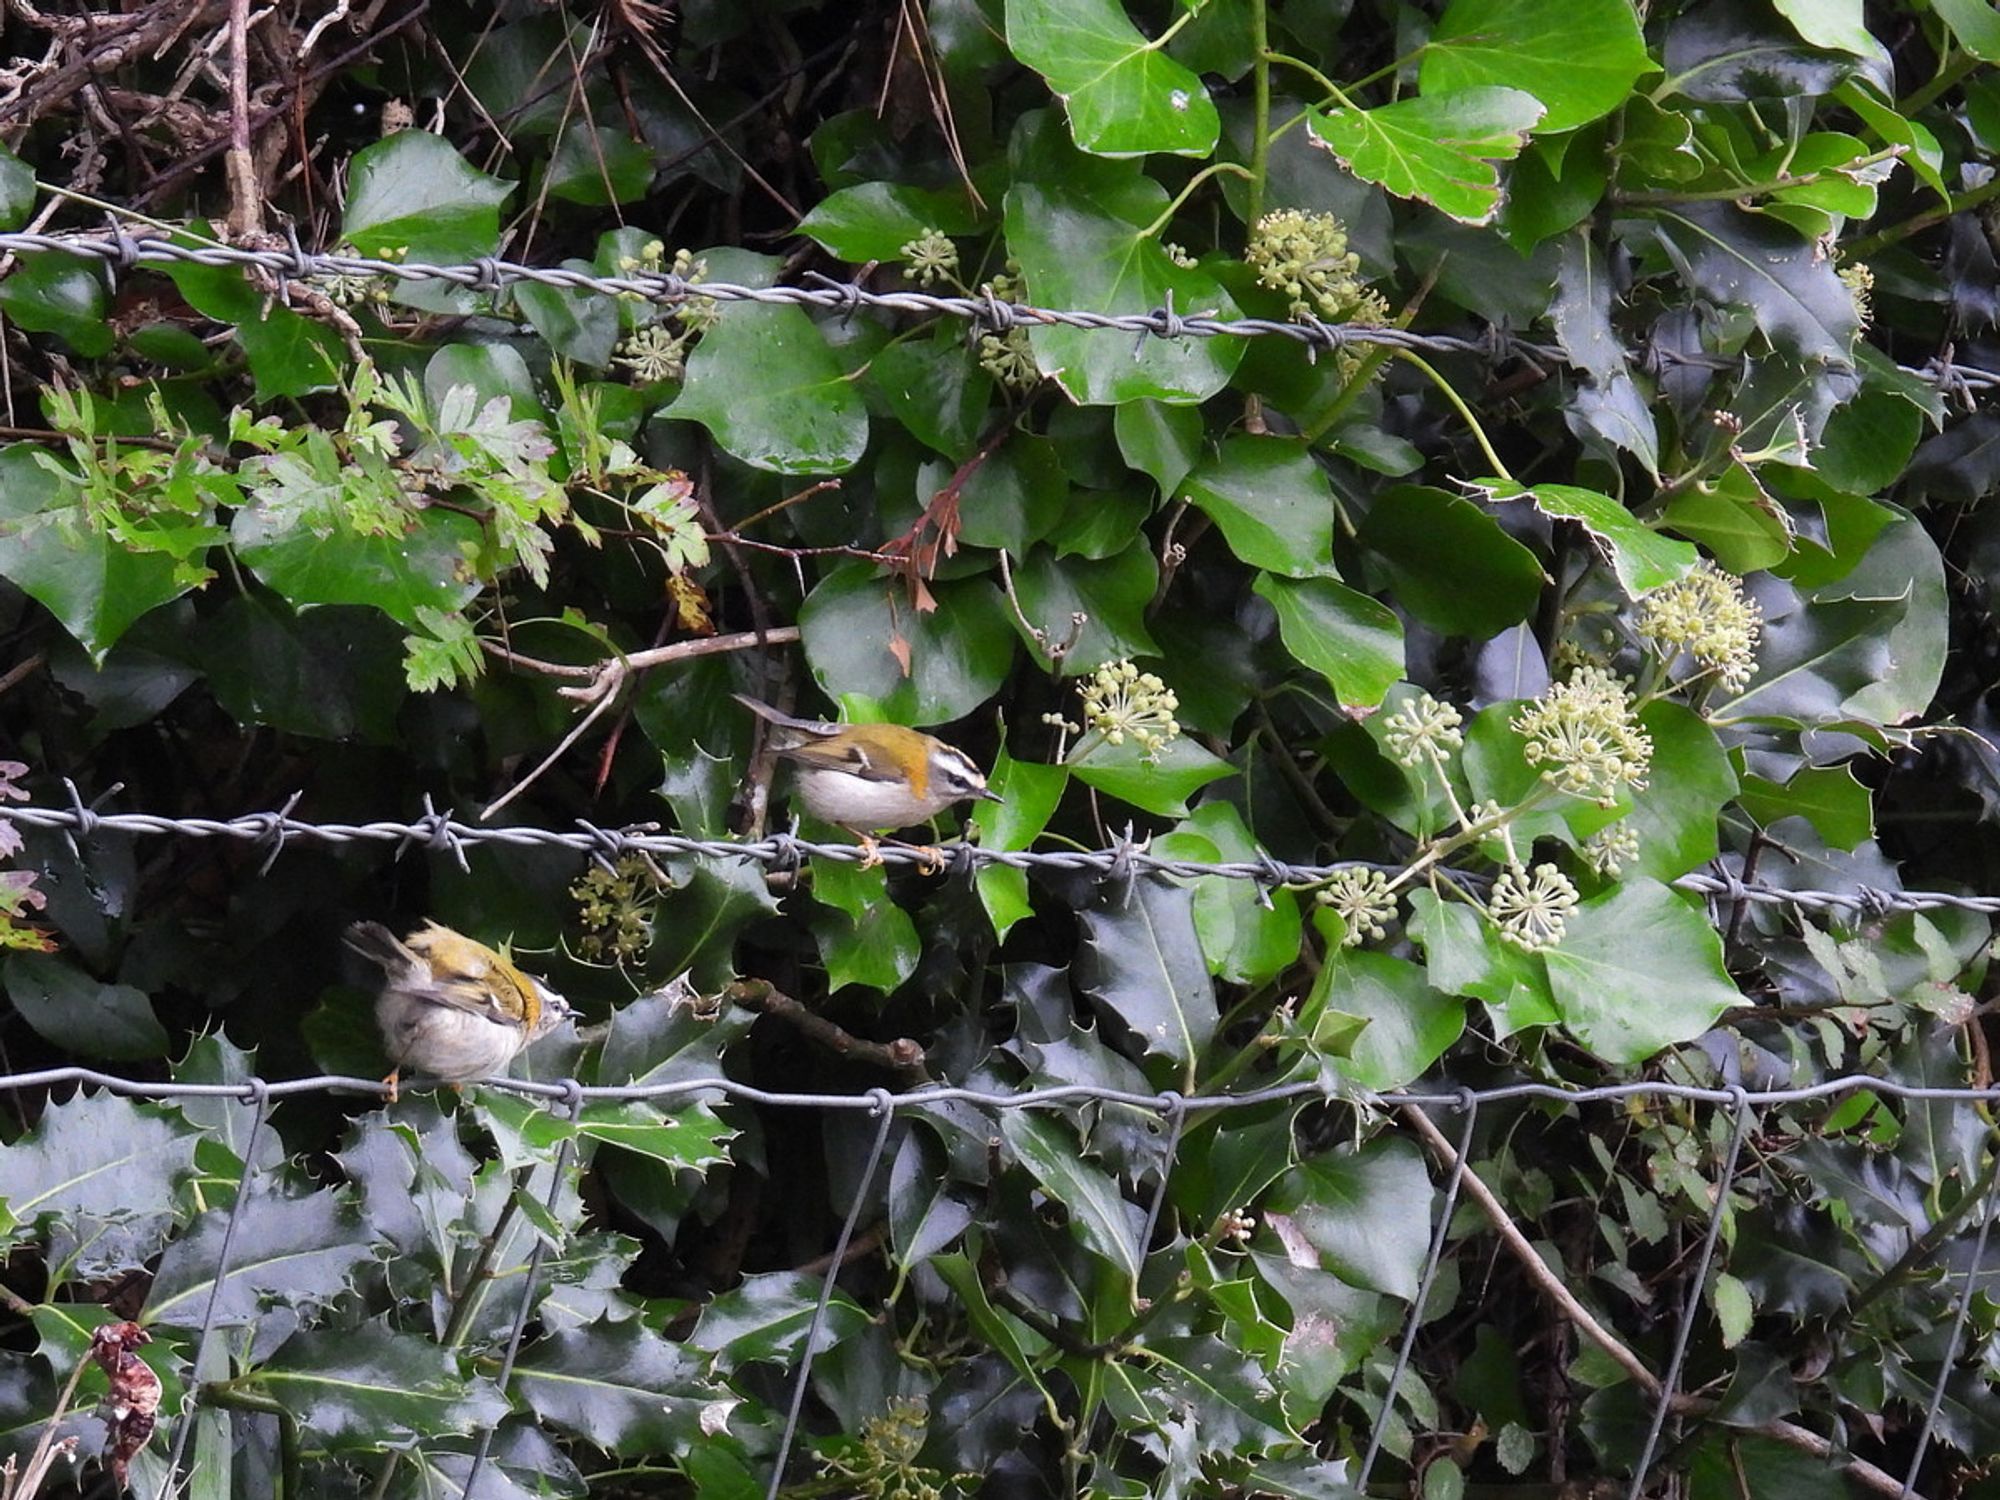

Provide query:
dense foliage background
left=1, top=0, right=2000, bottom=1494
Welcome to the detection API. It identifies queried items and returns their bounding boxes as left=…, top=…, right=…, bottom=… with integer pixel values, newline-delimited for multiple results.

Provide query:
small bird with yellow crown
left=343, top=920, right=572, bottom=1098
left=735, top=695, right=1001, bottom=864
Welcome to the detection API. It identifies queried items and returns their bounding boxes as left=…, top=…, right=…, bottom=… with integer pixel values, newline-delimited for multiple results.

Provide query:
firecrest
left=735, top=694, right=1001, bottom=861
left=343, top=920, right=572, bottom=1098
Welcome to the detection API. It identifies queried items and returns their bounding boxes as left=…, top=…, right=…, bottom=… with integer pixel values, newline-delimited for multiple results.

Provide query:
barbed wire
left=4, top=797, right=1993, bottom=922
left=2, top=227, right=1996, bottom=396
left=5, top=1062, right=1999, bottom=1112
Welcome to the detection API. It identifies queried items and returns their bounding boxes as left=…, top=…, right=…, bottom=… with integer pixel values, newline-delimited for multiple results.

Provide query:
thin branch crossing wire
left=0, top=228, right=1997, bottom=396
left=6, top=799, right=1992, bottom=921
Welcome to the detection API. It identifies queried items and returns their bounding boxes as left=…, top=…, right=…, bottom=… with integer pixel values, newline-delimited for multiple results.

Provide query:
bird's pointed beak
left=977, top=787, right=1004, bottom=804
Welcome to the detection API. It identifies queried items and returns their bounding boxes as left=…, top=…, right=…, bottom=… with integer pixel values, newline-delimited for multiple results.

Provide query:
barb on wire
left=0, top=229, right=1996, bottom=397
left=2, top=800, right=1995, bottom=923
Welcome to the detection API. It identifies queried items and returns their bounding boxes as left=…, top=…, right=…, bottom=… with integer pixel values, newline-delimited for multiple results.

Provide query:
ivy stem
left=1261, top=50, right=1353, bottom=110
left=1391, top=349, right=1514, bottom=481
left=1247, top=0, right=1271, bottom=228
left=1139, top=162, right=1253, bottom=241
left=1614, top=144, right=1905, bottom=205
left=1847, top=173, right=2000, bottom=258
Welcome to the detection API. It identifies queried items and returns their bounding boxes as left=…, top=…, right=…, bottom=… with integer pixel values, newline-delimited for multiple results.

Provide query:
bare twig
left=223, top=0, right=259, bottom=236
left=726, top=978, right=930, bottom=1081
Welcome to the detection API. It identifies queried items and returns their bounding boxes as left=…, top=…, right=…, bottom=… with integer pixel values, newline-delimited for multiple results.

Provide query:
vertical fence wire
left=156, top=1079, right=272, bottom=1500
left=767, top=1088, right=898, bottom=1499
left=459, top=1081, right=587, bottom=1500
left=1357, top=1091, right=1479, bottom=1488
left=1899, top=1127, right=2000, bottom=1499
left=1625, top=1089, right=1752, bottom=1500
left=1136, top=1092, right=1189, bottom=1256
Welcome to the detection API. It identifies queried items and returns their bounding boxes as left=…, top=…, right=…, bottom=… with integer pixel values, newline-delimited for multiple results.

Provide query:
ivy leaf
left=1308, top=947, right=1466, bottom=1091
left=1069, top=735, right=1236, bottom=819
left=234, top=507, right=484, bottom=630
left=1623, top=703, right=1737, bottom=882
left=1474, top=479, right=1697, bottom=598
left=0, top=448, right=202, bottom=664
left=811, top=860, right=921, bottom=993
left=798, top=566, right=1016, bottom=724
left=1306, top=89, right=1545, bottom=226
left=974, top=749, right=1070, bottom=940
left=341, top=131, right=512, bottom=261
left=1158, top=802, right=1302, bottom=987
left=0, top=254, right=110, bottom=355
left=1421, top=0, right=1651, bottom=131
left=1179, top=435, right=1337, bottom=578
left=798, top=183, right=985, bottom=262
left=1266, top=1138, right=1434, bottom=1300
left=1005, top=114, right=1243, bottom=404
left=249, top=1326, right=505, bottom=1449
left=1006, top=0, right=1220, bottom=158
left=1010, top=544, right=1159, bottom=674
left=1357, top=486, right=1544, bottom=637
left=2, top=952, right=169, bottom=1060
left=0, top=144, right=33, bottom=230
left=668, top=301, right=869, bottom=474
left=1408, top=890, right=1560, bottom=1037
left=1543, top=880, right=1742, bottom=1063
left=1252, top=573, right=1405, bottom=709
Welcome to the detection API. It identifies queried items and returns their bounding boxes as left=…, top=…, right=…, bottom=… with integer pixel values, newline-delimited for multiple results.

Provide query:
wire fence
left=4, top=794, right=1994, bottom=923
left=0, top=1063, right=1986, bottom=1500
left=2, top=226, right=1997, bottom=398
left=0, top=221, right=1989, bottom=1500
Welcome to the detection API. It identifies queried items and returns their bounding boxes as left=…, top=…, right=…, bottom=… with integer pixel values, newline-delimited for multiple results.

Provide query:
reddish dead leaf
left=90, top=1321, right=161, bottom=1488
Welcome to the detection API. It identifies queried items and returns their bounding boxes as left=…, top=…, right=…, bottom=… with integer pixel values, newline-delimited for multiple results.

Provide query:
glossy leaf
left=1179, top=435, right=1337, bottom=577
left=341, top=131, right=513, bottom=260
left=1543, top=880, right=1742, bottom=1063
left=1005, top=115, right=1243, bottom=404
left=1252, top=573, right=1404, bottom=709
left=1006, top=0, right=1220, bottom=158
left=1306, top=89, right=1545, bottom=225
left=1357, top=486, right=1543, bottom=637
left=799, top=566, right=1016, bottom=723
left=1476, top=479, right=1697, bottom=598
left=1422, top=0, right=1652, bottom=131
left=1267, top=1138, right=1435, bottom=1300
left=249, top=1326, right=504, bottom=1449
left=1077, top=874, right=1216, bottom=1081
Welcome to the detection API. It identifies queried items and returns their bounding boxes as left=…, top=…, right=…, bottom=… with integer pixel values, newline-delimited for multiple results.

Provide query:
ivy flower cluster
left=975, top=267, right=1041, bottom=392
left=899, top=228, right=959, bottom=286
left=1511, top=666, right=1652, bottom=807
left=611, top=244, right=713, bottom=382
left=1487, top=863, right=1581, bottom=952
left=1637, top=560, right=1763, bottom=694
left=819, top=1398, right=959, bottom=1500
left=1246, top=209, right=1392, bottom=326
left=1316, top=866, right=1397, bottom=947
left=1382, top=691, right=1464, bottom=770
left=570, top=855, right=665, bottom=965
left=1078, top=660, right=1181, bottom=762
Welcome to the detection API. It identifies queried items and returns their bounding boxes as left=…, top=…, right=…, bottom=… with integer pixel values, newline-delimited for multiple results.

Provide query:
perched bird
left=343, top=920, right=572, bottom=1098
left=735, top=694, right=1001, bottom=864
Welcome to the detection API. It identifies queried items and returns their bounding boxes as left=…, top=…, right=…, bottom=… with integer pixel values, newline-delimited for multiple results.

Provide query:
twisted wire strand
left=0, top=228, right=1993, bottom=395
left=4, top=799, right=1992, bottom=920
